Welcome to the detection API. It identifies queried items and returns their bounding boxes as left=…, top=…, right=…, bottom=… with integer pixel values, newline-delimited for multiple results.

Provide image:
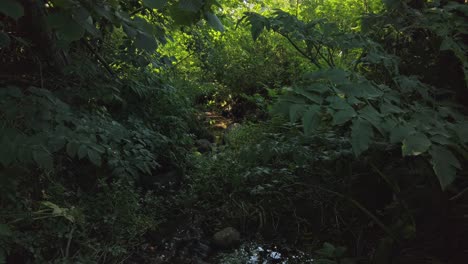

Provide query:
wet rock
left=196, top=139, right=213, bottom=153
left=212, top=227, right=241, bottom=249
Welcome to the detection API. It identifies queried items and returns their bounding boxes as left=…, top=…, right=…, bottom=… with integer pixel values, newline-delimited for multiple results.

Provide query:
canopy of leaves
left=1, top=0, right=467, bottom=263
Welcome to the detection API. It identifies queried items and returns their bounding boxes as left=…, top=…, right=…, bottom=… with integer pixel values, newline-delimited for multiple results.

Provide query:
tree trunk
left=19, top=0, right=69, bottom=73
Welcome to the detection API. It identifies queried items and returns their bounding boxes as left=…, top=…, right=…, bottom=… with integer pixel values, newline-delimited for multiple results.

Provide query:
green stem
left=279, top=32, right=322, bottom=69
left=313, top=185, right=400, bottom=242
left=370, top=162, right=415, bottom=228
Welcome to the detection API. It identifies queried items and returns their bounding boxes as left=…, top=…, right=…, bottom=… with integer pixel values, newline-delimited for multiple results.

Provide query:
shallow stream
left=214, top=243, right=315, bottom=264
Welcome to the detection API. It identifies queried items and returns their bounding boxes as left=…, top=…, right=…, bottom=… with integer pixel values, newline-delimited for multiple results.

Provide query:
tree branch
left=312, top=37, right=334, bottom=68
left=82, top=39, right=115, bottom=77
left=279, top=32, right=322, bottom=69
left=130, top=7, right=146, bottom=17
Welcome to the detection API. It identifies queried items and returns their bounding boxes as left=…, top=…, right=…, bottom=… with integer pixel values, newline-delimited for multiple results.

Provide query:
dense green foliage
left=1, top=0, right=467, bottom=263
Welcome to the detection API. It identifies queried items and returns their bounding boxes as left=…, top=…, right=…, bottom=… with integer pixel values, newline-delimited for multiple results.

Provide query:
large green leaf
left=272, top=99, right=293, bottom=116
left=402, top=132, right=431, bottom=156
left=430, top=145, right=461, bottom=190
left=49, top=136, right=67, bottom=152
left=123, top=23, right=137, bottom=38
left=143, top=0, right=168, bottom=9
left=2, top=86, right=23, bottom=98
left=66, top=141, right=79, bottom=158
left=62, top=21, right=85, bottom=42
left=72, top=6, right=90, bottom=22
left=358, top=105, right=382, bottom=131
left=339, top=83, right=365, bottom=98
left=77, top=145, right=88, bottom=159
left=390, top=125, right=415, bottom=144
left=80, top=18, right=101, bottom=37
left=305, top=83, right=329, bottom=94
left=295, top=87, right=323, bottom=104
left=179, top=0, right=203, bottom=12
left=380, top=117, right=397, bottom=134
left=170, top=7, right=199, bottom=25
left=304, top=69, right=349, bottom=84
left=326, top=96, right=351, bottom=110
left=72, top=8, right=101, bottom=37
left=0, top=0, right=24, bottom=20
left=135, top=32, right=157, bottom=52
left=361, top=82, right=383, bottom=99
left=302, top=105, right=321, bottom=135
left=430, top=134, right=451, bottom=145
left=351, top=118, right=373, bottom=156
left=341, top=81, right=383, bottom=99
left=204, top=12, right=225, bottom=32
left=380, top=101, right=403, bottom=115
left=87, top=149, right=102, bottom=166
left=395, top=76, right=424, bottom=94
left=33, top=148, right=53, bottom=170
left=48, top=13, right=85, bottom=42
left=289, top=104, right=306, bottom=122
left=333, top=109, right=356, bottom=125
left=247, top=13, right=268, bottom=41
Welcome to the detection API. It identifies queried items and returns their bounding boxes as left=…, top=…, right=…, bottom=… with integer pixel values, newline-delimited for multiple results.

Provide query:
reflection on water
left=217, top=243, right=314, bottom=264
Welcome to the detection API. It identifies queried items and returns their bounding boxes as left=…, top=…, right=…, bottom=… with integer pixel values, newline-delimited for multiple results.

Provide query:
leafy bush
left=243, top=2, right=468, bottom=190
left=186, top=120, right=354, bottom=240
left=0, top=82, right=187, bottom=263
left=0, top=59, right=197, bottom=263
left=1, top=0, right=467, bottom=263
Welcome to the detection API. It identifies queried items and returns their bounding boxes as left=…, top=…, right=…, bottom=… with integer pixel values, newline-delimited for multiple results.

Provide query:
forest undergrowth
left=1, top=0, right=467, bottom=263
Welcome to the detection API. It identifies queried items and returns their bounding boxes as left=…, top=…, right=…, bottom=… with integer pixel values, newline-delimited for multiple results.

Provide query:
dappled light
left=1, top=0, right=467, bottom=263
